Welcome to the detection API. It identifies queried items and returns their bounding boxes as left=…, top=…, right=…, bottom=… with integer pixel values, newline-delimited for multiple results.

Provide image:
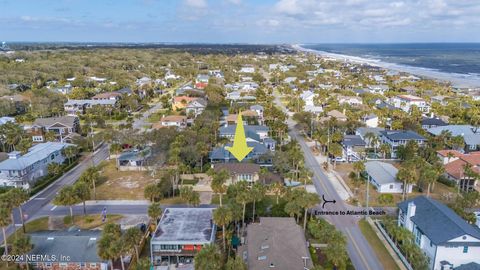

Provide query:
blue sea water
left=302, top=43, right=480, bottom=76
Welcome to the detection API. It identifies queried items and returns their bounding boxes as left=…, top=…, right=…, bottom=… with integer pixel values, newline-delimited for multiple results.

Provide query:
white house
left=389, top=94, right=431, bottom=114
left=365, top=161, right=412, bottom=193
left=300, top=90, right=316, bottom=106
left=0, top=116, right=15, bottom=126
left=367, top=84, right=389, bottom=95
left=0, top=142, right=72, bottom=188
left=398, top=196, right=480, bottom=270
left=240, top=66, right=255, bottom=73
left=338, top=96, right=363, bottom=106
left=363, top=114, right=379, bottom=128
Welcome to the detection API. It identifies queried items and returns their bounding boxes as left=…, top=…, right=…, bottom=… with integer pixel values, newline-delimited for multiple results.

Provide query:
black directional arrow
left=322, top=194, right=336, bottom=208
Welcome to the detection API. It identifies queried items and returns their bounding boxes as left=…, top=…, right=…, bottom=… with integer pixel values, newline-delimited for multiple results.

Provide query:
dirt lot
left=335, top=162, right=458, bottom=207
left=96, top=160, right=158, bottom=200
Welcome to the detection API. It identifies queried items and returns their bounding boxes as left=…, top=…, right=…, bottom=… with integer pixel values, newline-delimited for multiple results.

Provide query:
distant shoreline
left=293, top=44, right=480, bottom=88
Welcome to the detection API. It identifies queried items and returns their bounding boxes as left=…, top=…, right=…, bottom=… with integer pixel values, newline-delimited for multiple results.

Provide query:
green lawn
left=358, top=219, right=401, bottom=270
left=7, top=217, right=49, bottom=242
left=63, top=214, right=123, bottom=229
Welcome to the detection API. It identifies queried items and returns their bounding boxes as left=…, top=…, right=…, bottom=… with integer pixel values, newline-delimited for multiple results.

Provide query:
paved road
left=132, top=102, right=163, bottom=130
left=1, top=144, right=109, bottom=243
left=274, top=93, right=383, bottom=270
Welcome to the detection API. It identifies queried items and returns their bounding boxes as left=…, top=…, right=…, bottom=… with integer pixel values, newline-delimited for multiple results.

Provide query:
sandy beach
left=293, top=44, right=480, bottom=88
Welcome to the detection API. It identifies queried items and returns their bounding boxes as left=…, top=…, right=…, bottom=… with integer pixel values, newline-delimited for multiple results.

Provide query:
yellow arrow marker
left=226, top=113, right=254, bottom=162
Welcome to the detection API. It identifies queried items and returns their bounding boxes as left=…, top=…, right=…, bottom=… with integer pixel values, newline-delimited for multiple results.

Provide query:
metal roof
left=365, top=161, right=398, bottom=185
left=0, top=142, right=71, bottom=171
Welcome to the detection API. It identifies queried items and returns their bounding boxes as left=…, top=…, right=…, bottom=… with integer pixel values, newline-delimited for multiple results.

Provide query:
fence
left=372, top=219, right=413, bottom=270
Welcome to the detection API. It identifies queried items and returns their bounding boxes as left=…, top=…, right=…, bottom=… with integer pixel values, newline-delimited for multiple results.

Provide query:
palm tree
left=379, top=143, right=391, bottom=159
left=270, top=182, right=285, bottom=204
left=397, top=162, right=417, bottom=201
left=98, top=233, right=117, bottom=270
left=0, top=206, right=12, bottom=267
left=196, top=142, right=209, bottom=172
left=225, top=256, right=247, bottom=270
left=53, top=186, right=80, bottom=224
left=250, top=182, right=265, bottom=222
left=8, top=188, right=29, bottom=233
left=12, top=235, right=33, bottom=270
left=235, top=183, right=252, bottom=235
left=74, top=182, right=91, bottom=216
left=62, top=145, right=78, bottom=165
left=123, top=227, right=142, bottom=262
left=353, top=161, right=365, bottom=181
left=109, top=143, right=123, bottom=166
left=324, top=232, right=348, bottom=269
left=79, top=166, right=100, bottom=201
left=213, top=206, right=232, bottom=252
left=211, top=169, right=229, bottom=206
left=193, top=244, right=223, bottom=270
left=148, top=203, right=163, bottom=226
left=301, top=192, right=321, bottom=230
left=328, top=143, right=343, bottom=168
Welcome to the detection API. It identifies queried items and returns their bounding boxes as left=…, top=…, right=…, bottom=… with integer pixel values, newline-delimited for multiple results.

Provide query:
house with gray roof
left=151, top=208, right=216, bottom=267
left=379, top=130, right=426, bottom=158
left=28, top=230, right=108, bottom=269
left=428, top=125, right=480, bottom=152
left=31, top=115, right=80, bottom=143
left=185, top=98, right=207, bottom=118
left=365, top=161, right=411, bottom=193
left=398, top=196, right=480, bottom=270
left=0, top=142, right=71, bottom=188
left=117, top=147, right=152, bottom=171
left=64, top=99, right=117, bottom=115
left=341, top=135, right=366, bottom=162
left=241, top=217, right=313, bottom=270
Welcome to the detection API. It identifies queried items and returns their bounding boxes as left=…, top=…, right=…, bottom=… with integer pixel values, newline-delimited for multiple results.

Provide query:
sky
left=1, top=0, right=480, bottom=43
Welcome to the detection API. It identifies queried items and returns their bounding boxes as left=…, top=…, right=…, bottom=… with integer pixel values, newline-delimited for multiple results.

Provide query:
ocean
left=300, top=43, right=480, bottom=87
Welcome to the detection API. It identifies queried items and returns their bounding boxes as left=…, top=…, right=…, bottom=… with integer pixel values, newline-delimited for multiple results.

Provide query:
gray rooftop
left=427, top=125, right=476, bottom=136
left=152, top=208, right=216, bottom=245
left=398, top=196, right=480, bottom=245
left=454, top=263, right=480, bottom=270
left=0, top=142, right=71, bottom=171
left=380, top=130, right=426, bottom=141
left=118, top=147, right=152, bottom=162
left=65, top=99, right=116, bottom=106
left=33, top=115, right=78, bottom=128
left=365, top=161, right=399, bottom=185
left=28, top=230, right=105, bottom=263
left=342, top=135, right=366, bottom=147
left=245, top=217, right=313, bottom=270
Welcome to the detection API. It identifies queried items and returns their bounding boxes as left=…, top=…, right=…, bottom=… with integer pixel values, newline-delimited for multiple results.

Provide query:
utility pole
left=90, top=120, right=96, bottom=167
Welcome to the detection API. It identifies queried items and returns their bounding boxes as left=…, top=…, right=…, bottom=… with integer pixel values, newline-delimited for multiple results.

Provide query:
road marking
left=14, top=224, right=22, bottom=227
left=346, top=228, right=371, bottom=270
left=34, top=197, right=46, bottom=200
left=50, top=206, right=57, bottom=211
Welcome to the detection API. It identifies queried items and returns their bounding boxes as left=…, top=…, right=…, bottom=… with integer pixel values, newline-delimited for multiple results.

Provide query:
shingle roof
left=29, top=230, right=105, bottom=263
left=0, top=142, right=71, bottom=171
left=246, top=218, right=313, bottom=270
left=33, top=116, right=78, bottom=128
left=421, top=117, right=448, bottom=127
left=365, top=161, right=398, bottom=185
left=398, top=196, right=480, bottom=245
left=380, top=130, right=426, bottom=141
left=454, top=262, right=480, bottom=270
left=214, top=163, right=260, bottom=174
left=427, top=125, right=476, bottom=137
left=342, top=135, right=366, bottom=147
left=210, top=142, right=270, bottom=160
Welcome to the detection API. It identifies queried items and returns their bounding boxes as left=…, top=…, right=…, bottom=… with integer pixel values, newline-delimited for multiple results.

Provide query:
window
left=90, top=263, right=97, bottom=268
left=463, top=246, right=468, bottom=253
left=389, top=184, right=394, bottom=189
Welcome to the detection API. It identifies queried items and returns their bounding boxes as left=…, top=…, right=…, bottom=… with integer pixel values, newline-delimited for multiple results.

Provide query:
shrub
left=378, top=194, right=394, bottom=205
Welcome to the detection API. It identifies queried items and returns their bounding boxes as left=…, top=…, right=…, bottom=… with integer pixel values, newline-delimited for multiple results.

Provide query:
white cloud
left=184, top=0, right=207, bottom=8
left=226, top=0, right=241, bottom=5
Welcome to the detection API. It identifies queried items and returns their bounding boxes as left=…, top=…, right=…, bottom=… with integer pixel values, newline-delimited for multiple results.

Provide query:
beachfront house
left=389, top=94, right=430, bottom=114
left=398, top=196, right=480, bottom=270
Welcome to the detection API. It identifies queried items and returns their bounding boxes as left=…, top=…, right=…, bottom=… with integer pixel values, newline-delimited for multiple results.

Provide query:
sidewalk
left=304, top=141, right=354, bottom=201
left=84, top=200, right=150, bottom=206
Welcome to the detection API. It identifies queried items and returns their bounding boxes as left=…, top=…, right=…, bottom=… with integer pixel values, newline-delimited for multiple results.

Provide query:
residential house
left=421, top=117, right=448, bottom=130
left=226, top=91, right=256, bottom=102
left=400, top=86, right=418, bottom=95
left=363, top=114, right=379, bottom=128
left=172, top=96, right=198, bottom=111
left=398, top=196, right=480, bottom=270
left=195, top=74, right=210, bottom=89
left=367, top=84, right=389, bottom=95
left=365, top=161, right=412, bottom=193
left=437, top=150, right=480, bottom=192
left=338, top=96, right=363, bottom=106
left=327, top=110, right=348, bottom=121
left=153, top=115, right=187, bottom=130
left=136, top=76, right=151, bottom=86
left=219, top=124, right=269, bottom=140
left=28, top=230, right=108, bottom=270
left=240, top=65, right=255, bottom=73
left=300, top=90, right=323, bottom=114
left=379, top=130, right=426, bottom=158
left=341, top=135, right=366, bottom=162
left=186, top=98, right=207, bottom=118
left=240, top=217, right=313, bottom=270
left=356, top=127, right=385, bottom=148
left=151, top=208, right=216, bottom=267
left=64, top=99, right=116, bottom=115
left=431, top=96, right=449, bottom=106
left=209, top=141, right=273, bottom=165
left=284, top=77, right=297, bottom=84
left=91, top=92, right=121, bottom=101
left=214, top=163, right=260, bottom=185
left=389, top=94, right=430, bottom=114
left=250, top=105, right=264, bottom=119
left=55, top=84, right=72, bottom=95
left=117, top=147, right=152, bottom=171
left=31, top=115, right=80, bottom=143
left=428, top=125, right=480, bottom=152
left=208, top=70, right=224, bottom=79
left=0, top=142, right=71, bottom=188
left=0, top=117, right=15, bottom=126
